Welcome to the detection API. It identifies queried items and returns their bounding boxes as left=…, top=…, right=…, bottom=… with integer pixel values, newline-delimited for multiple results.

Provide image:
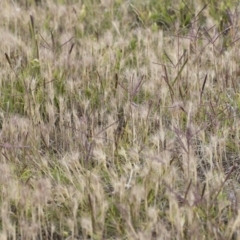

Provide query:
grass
left=1, top=0, right=240, bottom=239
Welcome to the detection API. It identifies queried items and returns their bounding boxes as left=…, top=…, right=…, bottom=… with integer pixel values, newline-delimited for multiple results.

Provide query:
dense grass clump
left=1, top=0, right=240, bottom=239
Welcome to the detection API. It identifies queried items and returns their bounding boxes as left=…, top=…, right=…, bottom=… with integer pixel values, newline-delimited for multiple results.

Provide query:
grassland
left=1, top=0, right=240, bottom=239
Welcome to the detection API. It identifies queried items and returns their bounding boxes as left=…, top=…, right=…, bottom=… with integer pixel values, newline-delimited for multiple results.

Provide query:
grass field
left=1, top=0, right=240, bottom=239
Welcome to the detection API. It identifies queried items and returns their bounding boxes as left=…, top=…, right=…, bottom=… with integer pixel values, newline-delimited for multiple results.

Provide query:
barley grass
left=0, top=0, right=240, bottom=239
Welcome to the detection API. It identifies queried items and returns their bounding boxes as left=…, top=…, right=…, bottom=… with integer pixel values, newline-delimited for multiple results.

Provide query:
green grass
left=1, top=0, right=240, bottom=239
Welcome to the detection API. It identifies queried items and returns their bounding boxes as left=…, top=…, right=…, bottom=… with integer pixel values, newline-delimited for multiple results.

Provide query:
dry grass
left=1, top=0, right=240, bottom=239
